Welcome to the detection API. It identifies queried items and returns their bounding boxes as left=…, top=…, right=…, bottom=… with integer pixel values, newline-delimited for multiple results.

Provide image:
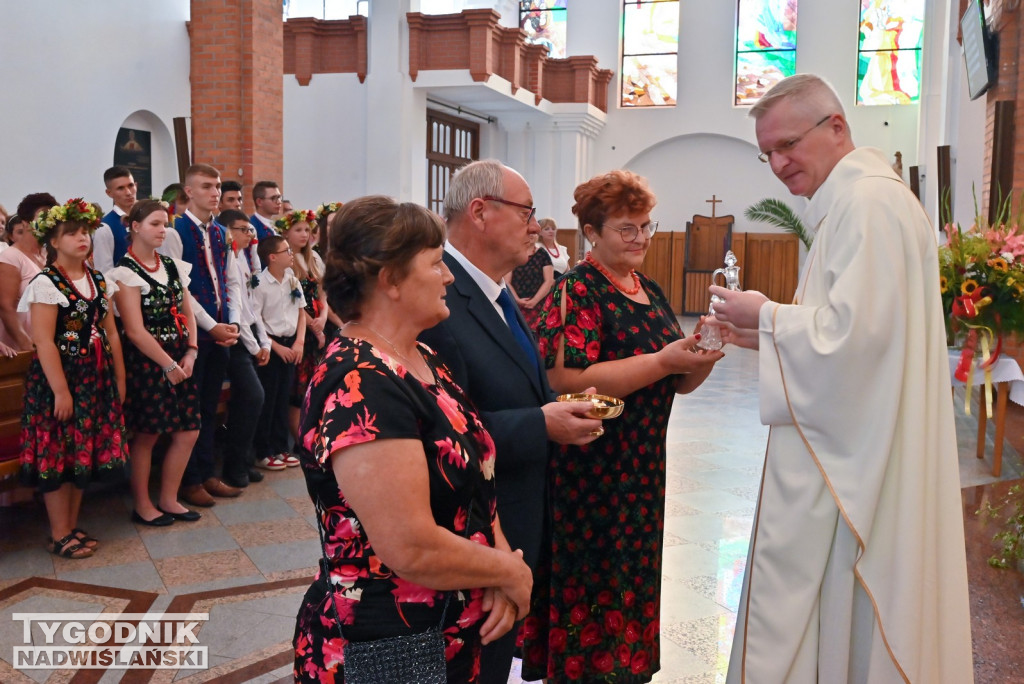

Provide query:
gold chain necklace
left=345, top=322, right=433, bottom=383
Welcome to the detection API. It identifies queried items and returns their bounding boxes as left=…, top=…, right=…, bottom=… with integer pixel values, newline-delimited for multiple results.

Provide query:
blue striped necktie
left=496, top=287, right=542, bottom=376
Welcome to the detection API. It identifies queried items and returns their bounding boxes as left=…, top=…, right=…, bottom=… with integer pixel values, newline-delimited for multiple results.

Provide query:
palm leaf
left=744, top=198, right=813, bottom=249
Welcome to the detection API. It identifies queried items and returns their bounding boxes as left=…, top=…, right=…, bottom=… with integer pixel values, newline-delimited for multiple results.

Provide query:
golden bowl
left=556, top=393, right=625, bottom=420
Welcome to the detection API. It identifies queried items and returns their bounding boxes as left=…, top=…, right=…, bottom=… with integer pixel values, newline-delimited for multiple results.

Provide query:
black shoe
left=132, top=510, right=174, bottom=527
left=157, top=507, right=202, bottom=522
left=222, top=472, right=250, bottom=489
left=247, top=468, right=265, bottom=483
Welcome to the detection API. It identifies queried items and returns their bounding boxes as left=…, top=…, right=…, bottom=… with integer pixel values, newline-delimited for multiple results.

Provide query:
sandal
left=49, top=533, right=94, bottom=559
left=71, top=528, right=99, bottom=549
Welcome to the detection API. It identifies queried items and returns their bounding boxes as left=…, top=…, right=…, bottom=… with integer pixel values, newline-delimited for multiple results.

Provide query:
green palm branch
left=744, top=198, right=813, bottom=249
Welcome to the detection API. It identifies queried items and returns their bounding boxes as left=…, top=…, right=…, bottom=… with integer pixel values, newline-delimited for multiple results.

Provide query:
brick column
left=189, top=0, right=283, bottom=210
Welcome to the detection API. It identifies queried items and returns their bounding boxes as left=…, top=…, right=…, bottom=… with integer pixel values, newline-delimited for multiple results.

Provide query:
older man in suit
left=421, top=159, right=602, bottom=684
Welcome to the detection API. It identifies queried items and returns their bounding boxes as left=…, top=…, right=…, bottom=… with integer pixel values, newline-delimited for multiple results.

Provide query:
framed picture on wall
left=114, top=128, right=152, bottom=199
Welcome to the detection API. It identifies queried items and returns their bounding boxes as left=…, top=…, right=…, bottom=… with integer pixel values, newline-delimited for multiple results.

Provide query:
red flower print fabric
left=293, top=336, right=498, bottom=683
left=522, top=261, right=684, bottom=683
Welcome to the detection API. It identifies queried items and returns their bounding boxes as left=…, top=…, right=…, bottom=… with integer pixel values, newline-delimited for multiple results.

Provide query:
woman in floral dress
left=521, top=171, right=723, bottom=683
left=18, top=199, right=128, bottom=558
left=293, top=196, right=532, bottom=682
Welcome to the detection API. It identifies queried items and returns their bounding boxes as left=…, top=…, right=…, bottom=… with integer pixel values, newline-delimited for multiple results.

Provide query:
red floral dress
left=293, top=336, right=499, bottom=683
left=521, top=260, right=683, bottom=683
left=291, top=273, right=323, bottom=407
left=19, top=267, right=128, bottom=492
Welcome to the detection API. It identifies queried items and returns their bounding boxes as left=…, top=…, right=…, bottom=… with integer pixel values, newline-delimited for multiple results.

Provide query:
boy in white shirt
left=251, top=235, right=305, bottom=471
left=219, top=210, right=273, bottom=485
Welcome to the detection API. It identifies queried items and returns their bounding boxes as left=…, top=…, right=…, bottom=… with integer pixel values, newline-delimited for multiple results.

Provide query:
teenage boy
left=250, top=181, right=282, bottom=241
left=93, top=166, right=137, bottom=271
left=219, top=209, right=271, bottom=487
left=220, top=181, right=244, bottom=212
left=252, top=235, right=305, bottom=471
left=160, top=164, right=243, bottom=507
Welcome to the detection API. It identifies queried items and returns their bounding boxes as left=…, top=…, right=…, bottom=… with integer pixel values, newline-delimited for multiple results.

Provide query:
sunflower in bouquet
left=939, top=193, right=1024, bottom=382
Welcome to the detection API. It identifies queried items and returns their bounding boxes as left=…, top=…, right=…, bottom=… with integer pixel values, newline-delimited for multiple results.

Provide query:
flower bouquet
left=939, top=193, right=1024, bottom=410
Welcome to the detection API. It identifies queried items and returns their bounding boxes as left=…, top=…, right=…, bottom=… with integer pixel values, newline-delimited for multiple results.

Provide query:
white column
left=364, top=0, right=428, bottom=202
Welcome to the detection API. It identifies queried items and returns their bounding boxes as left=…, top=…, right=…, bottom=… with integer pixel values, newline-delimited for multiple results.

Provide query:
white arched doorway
left=114, top=110, right=178, bottom=199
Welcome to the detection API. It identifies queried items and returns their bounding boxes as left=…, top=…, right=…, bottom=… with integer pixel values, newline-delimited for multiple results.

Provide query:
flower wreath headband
left=274, top=209, right=316, bottom=234
left=32, top=198, right=103, bottom=243
left=315, top=202, right=342, bottom=221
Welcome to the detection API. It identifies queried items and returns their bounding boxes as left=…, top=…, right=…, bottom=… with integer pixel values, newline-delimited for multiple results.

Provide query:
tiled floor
left=1, top=322, right=1022, bottom=683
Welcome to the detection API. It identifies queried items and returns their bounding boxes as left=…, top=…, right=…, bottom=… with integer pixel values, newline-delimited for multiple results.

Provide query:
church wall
left=569, top=0, right=934, bottom=232
left=0, top=1, right=191, bottom=210
left=282, top=74, right=369, bottom=209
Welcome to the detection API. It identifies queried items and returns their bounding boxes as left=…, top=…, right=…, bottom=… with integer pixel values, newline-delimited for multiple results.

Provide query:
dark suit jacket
left=419, top=252, right=554, bottom=570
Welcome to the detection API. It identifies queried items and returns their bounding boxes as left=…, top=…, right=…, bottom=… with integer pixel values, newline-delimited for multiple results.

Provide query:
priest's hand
left=708, top=286, right=769, bottom=330
left=708, top=318, right=759, bottom=350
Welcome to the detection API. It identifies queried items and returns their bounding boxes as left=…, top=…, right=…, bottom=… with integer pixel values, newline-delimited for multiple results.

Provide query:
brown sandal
left=49, top=533, right=94, bottom=559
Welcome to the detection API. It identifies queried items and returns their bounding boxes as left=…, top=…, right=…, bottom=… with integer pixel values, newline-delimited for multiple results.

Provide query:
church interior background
left=2, top=0, right=1023, bottom=681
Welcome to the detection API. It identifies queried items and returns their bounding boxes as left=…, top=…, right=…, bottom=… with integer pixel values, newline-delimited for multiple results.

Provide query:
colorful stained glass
left=621, top=54, right=677, bottom=107
left=736, top=51, right=796, bottom=106
left=623, top=1, right=679, bottom=55
left=520, top=1, right=568, bottom=58
left=857, top=0, right=925, bottom=105
left=735, top=0, right=798, bottom=105
left=621, top=1, right=679, bottom=107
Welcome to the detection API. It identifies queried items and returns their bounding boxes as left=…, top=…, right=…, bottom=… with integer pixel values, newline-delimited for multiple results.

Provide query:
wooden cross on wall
left=706, top=194, right=722, bottom=218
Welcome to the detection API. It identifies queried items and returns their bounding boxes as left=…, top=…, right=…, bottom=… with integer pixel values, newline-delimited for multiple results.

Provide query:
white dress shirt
left=252, top=267, right=306, bottom=337
left=229, top=248, right=271, bottom=355
left=92, top=206, right=127, bottom=273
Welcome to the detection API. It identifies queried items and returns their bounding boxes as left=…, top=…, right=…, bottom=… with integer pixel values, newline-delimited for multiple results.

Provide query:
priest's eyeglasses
left=604, top=221, right=659, bottom=242
left=757, top=115, right=832, bottom=163
left=481, top=196, right=537, bottom=224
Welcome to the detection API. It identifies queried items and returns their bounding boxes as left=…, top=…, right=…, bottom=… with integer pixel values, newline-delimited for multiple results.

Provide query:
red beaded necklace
left=545, top=243, right=560, bottom=258
left=128, top=246, right=161, bottom=273
left=55, top=263, right=96, bottom=300
left=585, top=252, right=640, bottom=295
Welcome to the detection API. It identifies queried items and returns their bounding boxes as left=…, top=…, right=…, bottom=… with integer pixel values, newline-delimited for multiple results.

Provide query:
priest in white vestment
left=710, top=74, right=973, bottom=683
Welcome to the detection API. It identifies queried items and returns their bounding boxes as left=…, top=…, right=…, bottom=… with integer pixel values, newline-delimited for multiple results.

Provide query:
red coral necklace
left=585, top=252, right=640, bottom=295
left=55, top=263, right=96, bottom=299
left=128, top=246, right=161, bottom=273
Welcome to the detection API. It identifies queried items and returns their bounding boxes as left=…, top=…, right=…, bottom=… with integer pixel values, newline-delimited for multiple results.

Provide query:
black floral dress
left=293, top=336, right=499, bottom=683
left=291, top=273, right=323, bottom=407
left=115, top=255, right=201, bottom=434
left=511, top=247, right=552, bottom=328
left=521, top=261, right=684, bottom=683
left=19, top=267, right=128, bottom=493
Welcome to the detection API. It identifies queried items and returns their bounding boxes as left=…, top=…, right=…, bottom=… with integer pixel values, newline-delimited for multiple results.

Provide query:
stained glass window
left=857, top=0, right=925, bottom=105
left=520, top=1, right=568, bottom=59
left=621, top=0, right=679, bottom=107
left=735, top=0, right=798, bottom=106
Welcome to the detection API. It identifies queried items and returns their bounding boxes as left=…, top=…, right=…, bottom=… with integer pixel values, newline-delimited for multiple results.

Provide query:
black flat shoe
left=247, top=468, right=265, bottom=483
left=132, top=510, right=174, bottom=527
left=157, top=507, right=201, bottom=522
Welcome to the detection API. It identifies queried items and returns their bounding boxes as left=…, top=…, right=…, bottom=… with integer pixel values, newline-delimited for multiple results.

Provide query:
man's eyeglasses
left=274, top=247, right=293, bottom=255
left=260, top=194, right=283, bottom=203
left=757, top=115, right=832, bottom=163
left=603, top=220, right=659, bottom=242
left=481, top=196, right=537, bottom=224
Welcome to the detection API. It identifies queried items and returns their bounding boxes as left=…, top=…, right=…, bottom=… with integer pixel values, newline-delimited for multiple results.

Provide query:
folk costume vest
left=175, top=214, right=228, bottom=341
left=41, top=267, right=110, bottom=359
left=102, top=210, right=129, bottom=265
left=250, top=214, right=276, bottom=241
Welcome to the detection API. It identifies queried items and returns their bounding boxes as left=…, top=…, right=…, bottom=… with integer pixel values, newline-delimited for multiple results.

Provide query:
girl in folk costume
left=109, top=199, right=202, bottom=526
left=18, top=199, right=128, bottom=558
left=313, top=202, right=346, bottom=338
left=275, top=210, right=328, bottom=449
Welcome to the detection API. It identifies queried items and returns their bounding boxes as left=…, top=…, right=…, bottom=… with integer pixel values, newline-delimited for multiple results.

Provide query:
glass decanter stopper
left=697, top=250, right=741, bottom=351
